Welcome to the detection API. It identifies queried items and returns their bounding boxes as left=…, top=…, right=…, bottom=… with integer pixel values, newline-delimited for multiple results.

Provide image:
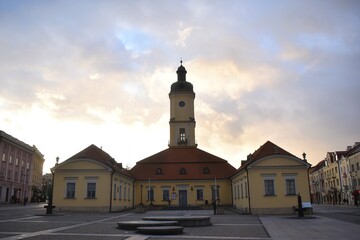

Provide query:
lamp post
left=21, top=170, right=25, bottom=205
left=140, top=184, right=143, bottom=205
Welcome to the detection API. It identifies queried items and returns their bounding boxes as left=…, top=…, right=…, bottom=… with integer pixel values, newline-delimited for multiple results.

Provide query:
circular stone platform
left=117, top=220, right=178, bottom=230
left=137, top=226, right=184, bottom=235
left=142, top=216, right=211, bottom=227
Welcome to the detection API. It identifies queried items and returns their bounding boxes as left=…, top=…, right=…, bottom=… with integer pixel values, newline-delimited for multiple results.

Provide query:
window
left=9, top=156, right=12, bottom=164
left=66, top=182, right=76, bottom=198
left=264, top=180, right=275, bottom=196
left=196, top=189, right=204, bottom=200
left=119, top=185, right=122, bottom=200
left=156, top=168, right=162, bottom=175
left=233, top=186, right=237, bottom=199
left=15, top=158, right=18, bottom=166
left=148, top=188, right=154, bottom=201
left=357, top=163, right=360, bottom=171
left=179, top=128, right=186, bottom=143
left=244, top=182, right=248, bottom=198
left=1, top=153, right=5, bottom=162
left=179, top=168, right=186, bottom=175
left=286, top=179, right=296, bottom=195
left=163, top=189, right=170, bottom=200
left=128, top=187, right=130, bottom=201
left=1, top=166, right=5, bottom=177
left=87, top=182, right=96, bottom=198
left=203, top=167, right=210, bottom=174
left=237, top=185, right=240, bottom=199
left=124, top=186, right=127, bottom=200
left=240, top=183, right=244, bottom=198
left=113, top=184, right=117, bottom=200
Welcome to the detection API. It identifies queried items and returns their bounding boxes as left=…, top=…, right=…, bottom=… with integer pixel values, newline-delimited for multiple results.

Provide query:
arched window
left=179, top=167, right=187, bottom=175
left=203, top=167, right=210, bottom=174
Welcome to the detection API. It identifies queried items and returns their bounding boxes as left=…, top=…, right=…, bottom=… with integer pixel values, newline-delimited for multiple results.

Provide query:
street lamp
left=21, top=169, right=27, bottom=205
left=140, top=184, right=143, bottom=205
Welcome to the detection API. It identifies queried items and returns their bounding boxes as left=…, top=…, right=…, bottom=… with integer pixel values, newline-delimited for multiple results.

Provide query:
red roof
left=63, top=144, right=125, bottom=173
left=130, top=147, right=236, bottom=180
left=234, top=141, right=307, bottom=175
left=309, top=159, right=325, bottom=174
left=248, top=141, right=298, bottom=162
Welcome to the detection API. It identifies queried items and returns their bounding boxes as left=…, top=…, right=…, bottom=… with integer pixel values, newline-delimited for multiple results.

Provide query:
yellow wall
left=232, top=156, right=311, bottom=214
left=53, top=159, right=133, bottom=212
left=134, top=179, right=232, bottom=207
left=110, top=172, right=134, bottom=211
left=232, top=171, right=250, bottom=213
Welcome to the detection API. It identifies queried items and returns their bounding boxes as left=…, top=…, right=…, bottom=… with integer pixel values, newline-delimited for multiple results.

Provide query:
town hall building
left=52, top=63, right=311, bottom=214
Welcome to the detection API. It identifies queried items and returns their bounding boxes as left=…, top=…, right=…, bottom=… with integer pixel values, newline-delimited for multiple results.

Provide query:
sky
left=1, top=0, right=359, bottom=174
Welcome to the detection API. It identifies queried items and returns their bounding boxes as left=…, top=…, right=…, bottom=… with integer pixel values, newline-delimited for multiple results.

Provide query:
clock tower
left=168, top=62, right=197, bottom=147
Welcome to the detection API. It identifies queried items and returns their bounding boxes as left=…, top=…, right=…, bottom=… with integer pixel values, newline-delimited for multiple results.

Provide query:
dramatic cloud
left=1, top=0, right=359, bottom=173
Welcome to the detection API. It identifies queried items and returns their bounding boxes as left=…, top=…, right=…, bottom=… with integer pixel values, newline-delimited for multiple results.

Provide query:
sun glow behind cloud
left=0, top=0, right=359, bottom=173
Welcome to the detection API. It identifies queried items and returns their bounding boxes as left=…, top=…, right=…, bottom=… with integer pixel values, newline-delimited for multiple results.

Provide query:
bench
left=137, top=226, right=184, bottom=235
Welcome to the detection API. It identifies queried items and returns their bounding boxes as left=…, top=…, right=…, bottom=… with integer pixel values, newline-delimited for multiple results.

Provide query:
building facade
left=52, top=144, right=134, bottom=212
left=52, top=63, right=312, bottom=213
left=309, top=142, right=360, bottom=206
left=31, top=146, right=45, bottom=201
left=347, top=143, right=360, bottom=205
left=232, top=141, right=311, bottom=214
left=0, top=131, right=34, bottom=203
left=309, top=160, right=325, bottom=204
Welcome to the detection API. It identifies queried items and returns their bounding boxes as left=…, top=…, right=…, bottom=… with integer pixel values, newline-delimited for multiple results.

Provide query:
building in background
left=347, top=143, right=360, bottom=205
left=0, top=131, right=38, bottom=204
left=31, top=146, right=45, bottom=202
left=309, top=160, right=325, bottom=204
left=309, top=142, right=360, bottom=206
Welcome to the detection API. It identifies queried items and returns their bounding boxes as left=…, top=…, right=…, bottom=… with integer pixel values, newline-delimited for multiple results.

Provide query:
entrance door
left=179, top=190, right=187, bottom=208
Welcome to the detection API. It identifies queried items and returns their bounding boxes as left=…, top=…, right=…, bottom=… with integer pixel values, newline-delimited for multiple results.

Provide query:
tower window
left=179, top=128, right=187, bottom=144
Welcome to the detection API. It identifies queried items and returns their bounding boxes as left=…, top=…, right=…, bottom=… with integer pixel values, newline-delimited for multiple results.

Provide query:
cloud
left=0, top=0, right=359, bottom=172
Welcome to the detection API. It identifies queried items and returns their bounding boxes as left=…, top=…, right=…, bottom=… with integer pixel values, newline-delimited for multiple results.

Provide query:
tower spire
left=176, top=61, right=187, bottom=82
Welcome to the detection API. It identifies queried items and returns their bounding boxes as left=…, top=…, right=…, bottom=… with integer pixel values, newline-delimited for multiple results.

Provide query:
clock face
left=179, top=101, right=185, bottom=107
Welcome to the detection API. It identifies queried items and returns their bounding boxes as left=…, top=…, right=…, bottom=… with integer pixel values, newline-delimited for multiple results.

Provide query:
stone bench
left=117, top=220, right=178, bottom=230
left=142, top=216, right=211, bottom=227
left=137, top=226, right=184, bottom=235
